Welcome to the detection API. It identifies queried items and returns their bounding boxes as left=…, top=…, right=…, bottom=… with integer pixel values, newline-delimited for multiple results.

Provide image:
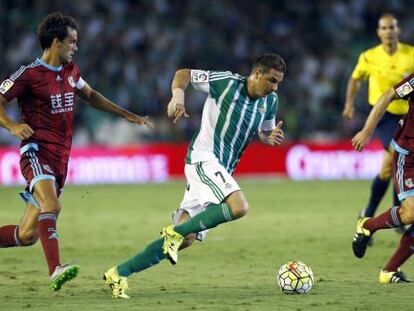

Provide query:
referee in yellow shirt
left=343, top=14, right=414, bottom=226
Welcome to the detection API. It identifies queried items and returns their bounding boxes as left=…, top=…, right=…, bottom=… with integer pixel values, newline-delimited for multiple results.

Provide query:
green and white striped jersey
left=185, top=70, right=279, bottom=174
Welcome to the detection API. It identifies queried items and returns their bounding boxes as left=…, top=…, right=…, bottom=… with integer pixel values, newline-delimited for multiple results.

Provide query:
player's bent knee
left=225, top=191, right=249, bottom=219
left=231, top=201, right=249, bottom=219
left=18, top=229, right=39, bottom=246
left=20, top=236, right=39, bottom=246
left=400, top=204, right=414, bottom=224
left=39, top=200, right=61, bottom=214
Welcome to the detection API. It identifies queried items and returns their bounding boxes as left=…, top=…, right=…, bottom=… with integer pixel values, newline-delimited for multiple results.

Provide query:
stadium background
left=1, top=0, right=413, bottom=184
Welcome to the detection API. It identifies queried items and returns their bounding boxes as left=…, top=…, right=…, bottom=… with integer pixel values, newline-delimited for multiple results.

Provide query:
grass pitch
left=0, top=179, right=412, bottom=311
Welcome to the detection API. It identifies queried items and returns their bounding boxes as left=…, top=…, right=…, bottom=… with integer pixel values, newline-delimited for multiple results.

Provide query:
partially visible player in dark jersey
left=0, top=12, right=152, bottom=291
left=343, top=14, right=414, bottom=227
left=351, top=73, right=414, bottom=284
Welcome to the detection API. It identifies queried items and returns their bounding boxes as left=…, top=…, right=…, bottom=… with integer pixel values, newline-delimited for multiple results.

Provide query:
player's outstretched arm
left=342, top=77, right=362, bottom=119
left=76, top=83, right=153, bottom=128
left=167, top=69, right=190, bottom=124
left=0, top=95, right=34, bottom=139
left=352, top=88, right=397, bottom=151
left=259, top=121, right=284, bottom=147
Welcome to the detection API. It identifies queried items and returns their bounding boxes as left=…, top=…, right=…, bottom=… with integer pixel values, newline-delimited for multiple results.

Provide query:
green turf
left=0, top=179, right=412, bottom=311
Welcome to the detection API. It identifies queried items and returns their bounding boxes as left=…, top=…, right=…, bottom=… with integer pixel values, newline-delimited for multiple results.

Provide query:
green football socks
left=117, top=238, right=165, bottom=277
left=173, top=203, right=235, bottom=236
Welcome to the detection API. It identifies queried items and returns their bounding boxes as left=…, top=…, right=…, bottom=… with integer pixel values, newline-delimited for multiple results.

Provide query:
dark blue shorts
left=375, top=111, right=403, bottom=149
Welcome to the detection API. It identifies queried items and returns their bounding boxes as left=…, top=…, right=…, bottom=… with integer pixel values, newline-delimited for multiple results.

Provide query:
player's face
left=377, top=17, right=400, bottom=45
left=58, top=27, right=78, bottom=64
left=252, top=68, right=284, bottom=97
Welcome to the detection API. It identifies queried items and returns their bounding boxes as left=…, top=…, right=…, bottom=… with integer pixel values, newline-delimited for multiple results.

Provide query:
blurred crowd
left=1, top=0, right=414, bottom=146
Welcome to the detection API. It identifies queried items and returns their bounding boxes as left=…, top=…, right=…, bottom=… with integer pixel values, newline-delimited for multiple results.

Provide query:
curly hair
left=253, top=53, right=287, bottom=74
left=37, top=12, right=78, bottom=50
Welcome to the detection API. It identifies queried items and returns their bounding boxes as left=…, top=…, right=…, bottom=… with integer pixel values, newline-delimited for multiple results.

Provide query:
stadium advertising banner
left=0, top=140, right=384, bottom=185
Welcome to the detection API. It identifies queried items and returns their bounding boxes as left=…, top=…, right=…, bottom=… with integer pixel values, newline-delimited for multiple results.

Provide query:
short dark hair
left=252, top=53, right=287, bottom=74
left=37, top=12, right=78, bottom=50
left=378, top=13, right=398, bottom=27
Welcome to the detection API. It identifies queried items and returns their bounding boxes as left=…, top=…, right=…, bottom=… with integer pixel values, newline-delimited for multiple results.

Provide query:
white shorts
left=172, top=161, right=240, bottom=241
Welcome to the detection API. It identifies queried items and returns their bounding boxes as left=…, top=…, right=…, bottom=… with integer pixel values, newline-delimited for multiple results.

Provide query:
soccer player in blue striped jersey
left=103, top=53, right=286, bottom=298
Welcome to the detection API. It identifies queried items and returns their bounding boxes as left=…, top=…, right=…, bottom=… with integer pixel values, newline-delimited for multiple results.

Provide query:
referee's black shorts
left=375, top=111, right=403, bottom=149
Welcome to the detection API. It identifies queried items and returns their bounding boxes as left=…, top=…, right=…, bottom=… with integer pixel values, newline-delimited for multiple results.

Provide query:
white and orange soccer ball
left=277, top=260, right=314, bottom=294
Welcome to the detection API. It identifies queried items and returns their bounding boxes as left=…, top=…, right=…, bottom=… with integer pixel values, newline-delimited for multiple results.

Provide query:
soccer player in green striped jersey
left=103, top=54, right=286, bottom=299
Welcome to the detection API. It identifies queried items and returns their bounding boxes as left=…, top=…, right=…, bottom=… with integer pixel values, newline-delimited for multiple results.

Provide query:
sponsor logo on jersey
left=396, top=81, right=413, bottom=98
left=405, top=178, right=414, bottom=188
left=68, top=76, right=75, bottom=87
left=0, top=79, right=14, bottom=94
left=191, top=70, right=209, bottom=83
left=50, top=92, right=75, bottom=114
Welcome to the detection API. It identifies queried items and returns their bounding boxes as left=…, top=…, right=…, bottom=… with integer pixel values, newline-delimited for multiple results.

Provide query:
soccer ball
left=277, top=260, right=314, bottom=294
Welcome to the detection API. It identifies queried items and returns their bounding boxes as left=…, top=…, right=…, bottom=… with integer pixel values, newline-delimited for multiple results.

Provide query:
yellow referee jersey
left=352, top=42, right=414, bottom=115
